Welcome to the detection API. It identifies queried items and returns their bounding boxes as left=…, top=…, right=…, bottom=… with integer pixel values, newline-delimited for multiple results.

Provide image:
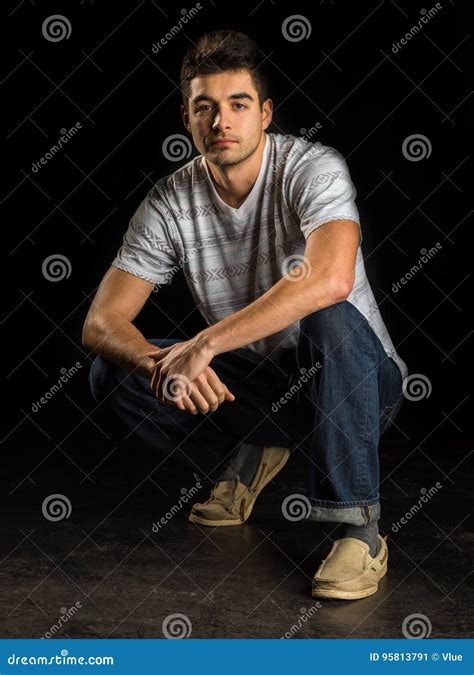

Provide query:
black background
left=3, top=0, right=473, bottom=479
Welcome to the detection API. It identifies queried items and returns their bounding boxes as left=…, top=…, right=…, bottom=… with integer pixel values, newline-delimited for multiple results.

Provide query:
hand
left=147, top=339, right=235, bottom=414
left=160, top=365, right=235, bottom=414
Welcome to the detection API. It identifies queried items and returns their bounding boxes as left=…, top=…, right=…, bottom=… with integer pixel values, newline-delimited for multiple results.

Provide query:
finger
left=223, top=384, right=236, bottom=402
left=161, top=373, right=190, bottom=405
left=150, top=362, right=160, bottom=396
left=166, top=396, right=190, bottom=412
left=188, top=386, right=211, bottom=414
left=147, top=345, right=173, bottom=361
left=204, top=368, right=227, bottom=404
left=157, top=369, right=170, bottom=403
left=161, top=385, right=189, bottom=411
left=188, top=378, right=213, bottom=415
left=156, top=369, right=164, bottom=402
left=194, top=378, right=219, bottom=412
left=180, top=394, right=198, bottom=415
left=206, top=368, right=235, bottom=402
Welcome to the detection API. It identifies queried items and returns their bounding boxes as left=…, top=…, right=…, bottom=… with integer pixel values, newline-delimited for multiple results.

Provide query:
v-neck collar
left=201, top=134, right=270, bottom=214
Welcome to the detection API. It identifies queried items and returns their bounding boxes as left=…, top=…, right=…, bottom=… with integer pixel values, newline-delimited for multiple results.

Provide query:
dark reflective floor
left=2, top=436, right=472, bottom=639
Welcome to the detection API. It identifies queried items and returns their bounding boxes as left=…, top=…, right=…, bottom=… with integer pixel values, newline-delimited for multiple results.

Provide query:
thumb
left=224, top=384, right=236, bottom=401
left=147, top=346, right=173, bottom=361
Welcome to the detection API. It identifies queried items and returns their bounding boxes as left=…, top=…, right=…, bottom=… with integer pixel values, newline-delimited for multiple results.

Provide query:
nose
left=211, top=106, right=231, bottom=132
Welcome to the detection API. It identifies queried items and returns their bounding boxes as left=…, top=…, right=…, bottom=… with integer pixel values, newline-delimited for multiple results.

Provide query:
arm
left=198, top=218, right=360, bottom=355
left=82, top=266, right=158, bottom=379
left=151, top=149, right=362, bottom=393
left=83, top=267, right=235, bottom=412
left=87, top=189, right=234, bottom=412
left=151, top=219, right=360, bottom=395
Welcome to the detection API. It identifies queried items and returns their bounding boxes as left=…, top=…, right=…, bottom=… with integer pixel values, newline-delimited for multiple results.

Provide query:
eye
left=195, top=104, right=212, bottom=113
left=233, top=103, right=247, bottom=109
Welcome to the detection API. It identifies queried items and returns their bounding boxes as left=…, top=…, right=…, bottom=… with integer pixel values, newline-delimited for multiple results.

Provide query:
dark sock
left=216, top=443, right=264, bottom=486
left=342, top=521, right=380, bottom=557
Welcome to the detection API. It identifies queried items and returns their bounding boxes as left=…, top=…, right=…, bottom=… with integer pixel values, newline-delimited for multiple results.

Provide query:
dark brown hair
left=180, top=30, right=269, bottom=108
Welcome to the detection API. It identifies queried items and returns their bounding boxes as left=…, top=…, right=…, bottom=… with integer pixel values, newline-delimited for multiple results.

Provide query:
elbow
left=82, top=312, right=101, bottom=350
left=327, top=274, right=354, bottom=304
left=81, top=318, right=93, bottom=350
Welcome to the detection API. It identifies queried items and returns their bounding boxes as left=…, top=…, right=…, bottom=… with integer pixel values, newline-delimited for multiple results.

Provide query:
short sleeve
left=290, top=147, right=361, bottom=241
left=111, top=189, right=179, bottom=287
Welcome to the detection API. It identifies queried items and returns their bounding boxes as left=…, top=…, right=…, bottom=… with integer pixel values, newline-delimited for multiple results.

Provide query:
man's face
left=181, top=69, right=272, bottom=167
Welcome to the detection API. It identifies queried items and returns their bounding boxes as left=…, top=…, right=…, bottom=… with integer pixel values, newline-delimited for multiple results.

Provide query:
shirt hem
left=110, top=261, right=165, bottom=286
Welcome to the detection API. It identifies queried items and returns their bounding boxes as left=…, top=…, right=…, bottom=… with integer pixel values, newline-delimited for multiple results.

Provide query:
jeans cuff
left=309, top=499, right=381, bottom=525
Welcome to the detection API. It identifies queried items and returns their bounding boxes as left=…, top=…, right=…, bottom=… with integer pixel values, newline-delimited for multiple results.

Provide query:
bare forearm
left=82, top=312, right=158, bottom=379
left=198, top=272, right=349, bottom=356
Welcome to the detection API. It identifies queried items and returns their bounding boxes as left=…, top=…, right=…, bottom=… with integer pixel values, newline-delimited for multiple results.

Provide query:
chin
left=206, top=149, right=232, bottom=161
left=208, top=147, right=249, bottom=166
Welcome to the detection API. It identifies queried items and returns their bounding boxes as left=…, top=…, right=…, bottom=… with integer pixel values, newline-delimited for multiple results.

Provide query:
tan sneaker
left=311, top=534, right=388, bottom=600
left=188, top=446, right=290, bottom=526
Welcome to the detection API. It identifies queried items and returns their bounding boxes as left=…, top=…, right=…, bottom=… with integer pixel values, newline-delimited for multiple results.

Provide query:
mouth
left=210, top=139, right=237, bottom=147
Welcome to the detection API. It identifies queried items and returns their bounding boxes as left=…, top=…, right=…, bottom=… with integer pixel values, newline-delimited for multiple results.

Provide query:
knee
left=89, top=355, right=115, bottom=403
left=301, top=301, right=354, bottom=343
left=299, top=301, right=375, bottom=365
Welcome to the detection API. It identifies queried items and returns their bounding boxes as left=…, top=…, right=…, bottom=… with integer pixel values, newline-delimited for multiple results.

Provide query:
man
left=83, top=30, right=408, bottom=600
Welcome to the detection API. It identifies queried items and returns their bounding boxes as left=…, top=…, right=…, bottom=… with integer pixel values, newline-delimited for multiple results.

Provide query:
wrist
left=195, top=330, right=220, bottom=358
left=137, top=348, right=161, bottom=379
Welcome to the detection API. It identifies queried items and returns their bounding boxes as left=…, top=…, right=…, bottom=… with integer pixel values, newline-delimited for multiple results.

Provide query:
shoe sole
left=188, top=448, right=291, bottom=527
left=311, top=563, right=388, bottom=600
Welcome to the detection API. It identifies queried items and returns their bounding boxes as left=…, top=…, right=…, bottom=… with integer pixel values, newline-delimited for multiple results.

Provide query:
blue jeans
left=89, top=301, right=404, bottom=525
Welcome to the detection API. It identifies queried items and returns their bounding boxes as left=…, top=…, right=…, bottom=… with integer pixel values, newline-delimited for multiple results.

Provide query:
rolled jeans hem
left=309, top=500, right=381, bottom=525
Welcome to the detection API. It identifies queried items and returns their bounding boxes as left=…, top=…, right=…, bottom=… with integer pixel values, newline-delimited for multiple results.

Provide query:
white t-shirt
left=112, top=132, right=408, bottom=380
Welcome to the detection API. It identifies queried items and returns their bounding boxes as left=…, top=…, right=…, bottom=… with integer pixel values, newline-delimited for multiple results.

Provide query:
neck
left=205, top=133, right=267, bottom=208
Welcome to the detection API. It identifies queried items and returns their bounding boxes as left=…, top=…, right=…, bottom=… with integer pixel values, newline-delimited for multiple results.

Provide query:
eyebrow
left=191, top=92, right=255, bottom=105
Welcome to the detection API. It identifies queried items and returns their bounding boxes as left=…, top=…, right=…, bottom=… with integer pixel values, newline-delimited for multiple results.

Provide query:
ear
left=181, top=104, right=191, bottom=133
left=261, top=98, right=273, bottom=131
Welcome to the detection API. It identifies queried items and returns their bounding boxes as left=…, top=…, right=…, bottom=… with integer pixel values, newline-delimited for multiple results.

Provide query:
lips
left=210, top=139, right=236, bottom=146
